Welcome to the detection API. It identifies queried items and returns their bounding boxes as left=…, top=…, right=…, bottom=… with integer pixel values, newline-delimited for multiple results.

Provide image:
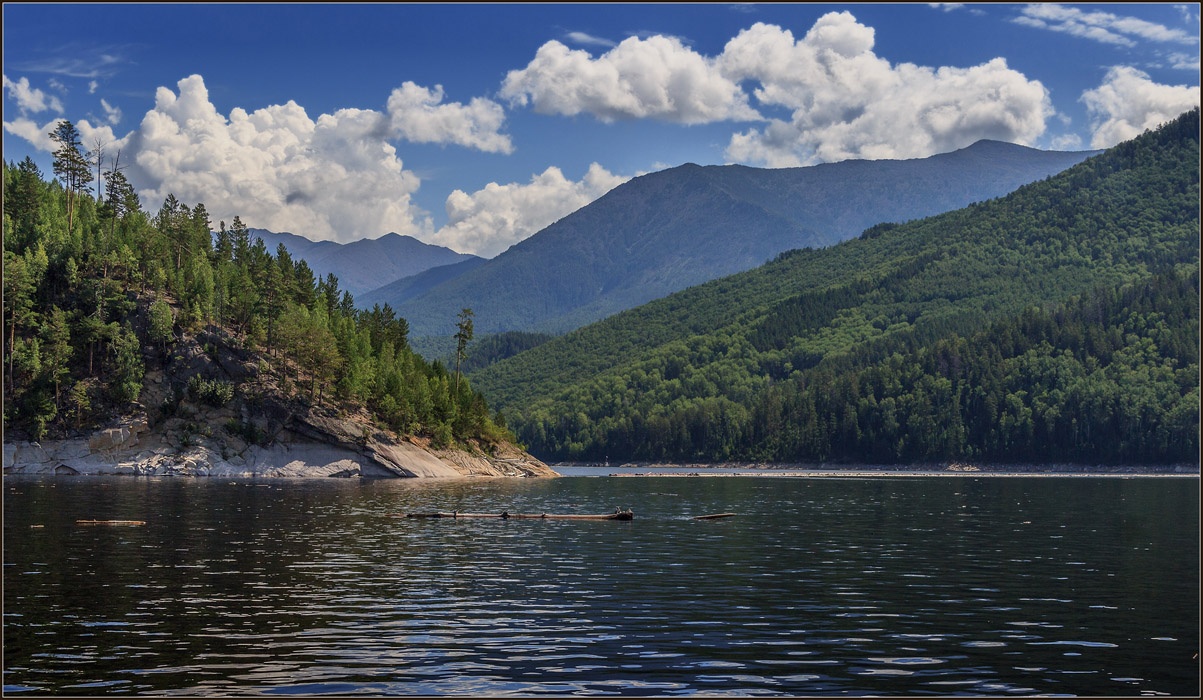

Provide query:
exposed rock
left=3, top=403, right=556, bottom=480
left=3, top=308, right=554, bottom=480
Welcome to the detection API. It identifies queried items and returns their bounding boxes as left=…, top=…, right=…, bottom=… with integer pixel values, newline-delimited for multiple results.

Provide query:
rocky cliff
left=3, top=323, right=556, bottom=480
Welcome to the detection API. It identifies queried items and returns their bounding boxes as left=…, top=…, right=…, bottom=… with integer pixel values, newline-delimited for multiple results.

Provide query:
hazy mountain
left=247, top=229, right=479, bottom=297
left=390, top=140, right=1099, bottom=336
left=358, top=257, right=488, bottom=309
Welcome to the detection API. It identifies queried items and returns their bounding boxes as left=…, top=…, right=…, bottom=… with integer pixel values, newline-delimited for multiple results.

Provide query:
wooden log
left=76, top=519, right=146, bottom=526
left=399, top=509, right=634, bottom=521
left=693, top=513, right=736, bottom=520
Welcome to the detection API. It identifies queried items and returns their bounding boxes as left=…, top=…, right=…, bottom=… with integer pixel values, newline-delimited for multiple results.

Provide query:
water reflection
left=3, top=475, right=1199, bottom=696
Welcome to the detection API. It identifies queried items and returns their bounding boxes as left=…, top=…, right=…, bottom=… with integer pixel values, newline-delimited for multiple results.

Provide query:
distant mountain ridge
left=247, top=229, right=479, bottom=298
left=472, top=110, right=1200, bottom=464
left=386, top=140, right=1099, bottom=336
left=358, top=257, right=488, bottom=310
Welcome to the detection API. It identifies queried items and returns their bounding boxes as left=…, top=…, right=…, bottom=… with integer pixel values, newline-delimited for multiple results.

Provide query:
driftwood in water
left=76, top=519, right=146, bottom=526
left=399, top=508, right=634, bottom=521
left=693, top=513, right=736, bottom=520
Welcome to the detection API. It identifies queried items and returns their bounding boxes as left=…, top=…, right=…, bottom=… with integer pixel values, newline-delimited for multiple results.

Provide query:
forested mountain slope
left=473, top=110, right=1200, bottom=465
left=358, top=257, right=488, bottom=310
left=392, top=140, right=1097, bottom=336
left=2, top=128, right=522, bottom=471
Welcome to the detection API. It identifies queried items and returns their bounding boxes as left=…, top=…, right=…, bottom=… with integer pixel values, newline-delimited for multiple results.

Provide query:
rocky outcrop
left=3, top=406, right=557, bottom=479
left=4, top=329, right=557, bottom=480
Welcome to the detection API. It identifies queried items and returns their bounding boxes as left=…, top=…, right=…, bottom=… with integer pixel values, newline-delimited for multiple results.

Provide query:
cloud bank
left=429, top=163, right=628, bottom=258
left=386, top=82, right=513, bottom=154
left=1081, top=66, right=1201, bottom=148
left=720, top=14, right=1053, bottom=165
left=500, top=35, right=761, bottom=124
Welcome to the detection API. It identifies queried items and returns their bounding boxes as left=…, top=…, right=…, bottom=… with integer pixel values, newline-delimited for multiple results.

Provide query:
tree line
left=483, top=109, right=1200, bottom=465
left=4, top=120, right=505, bottom=450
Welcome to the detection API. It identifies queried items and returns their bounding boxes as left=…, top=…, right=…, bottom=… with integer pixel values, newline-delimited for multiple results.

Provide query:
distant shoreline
left=552, top=462, right=1200, bottom=477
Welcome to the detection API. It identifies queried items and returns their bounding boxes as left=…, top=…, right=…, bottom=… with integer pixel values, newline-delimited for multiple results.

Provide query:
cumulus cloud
left=107, top=75, right=431, bottom=243
left=1080, top=66, right=1200, bottom=148
left=2, top=114, right=126, bottom=163
left=100, top=97, right=122, bottom=125
left=428, top=162, right=629, bottom=257
left=385, top=82, right=513, bottom=154
left=3, top=73, right=529, bottom=245
left=3, top=74, right=64, bottom=114
left=1014, top=4, right=1199, bottom=47
left=88, top=80, right=98, bottom=94
left=15, top=74, right=431, bottom=243
left=2, top=116, right=59, bottom=151
left=719, top=15, right=1053, bottom=166
left=500, top=35, right=761, bottom=124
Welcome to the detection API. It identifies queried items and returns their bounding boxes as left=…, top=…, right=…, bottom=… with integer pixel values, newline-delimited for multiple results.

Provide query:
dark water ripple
left=3, top=475, right=1199, bottom=695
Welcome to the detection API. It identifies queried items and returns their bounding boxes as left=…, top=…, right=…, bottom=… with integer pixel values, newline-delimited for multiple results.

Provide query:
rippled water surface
left=3, top=474, right=1199, bottom=696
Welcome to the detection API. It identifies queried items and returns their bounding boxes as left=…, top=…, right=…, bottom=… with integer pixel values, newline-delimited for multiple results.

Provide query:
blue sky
left=4, top=3, right=1199, bottom=257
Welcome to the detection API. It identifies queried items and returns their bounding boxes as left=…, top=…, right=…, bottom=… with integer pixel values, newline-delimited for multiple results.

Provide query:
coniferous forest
left=4, top=112, right=1199, bottom=468
left=474, top=110, right=1200, bottom=465
left=3, top=121, right=508, bottom=449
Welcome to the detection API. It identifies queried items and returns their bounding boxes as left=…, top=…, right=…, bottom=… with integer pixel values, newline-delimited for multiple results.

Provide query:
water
left=3, top=474, right=1199, bottom=696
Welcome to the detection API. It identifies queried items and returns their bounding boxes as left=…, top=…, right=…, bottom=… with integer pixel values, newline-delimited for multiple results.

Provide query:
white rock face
left=3, top=418, right=552, bottom=480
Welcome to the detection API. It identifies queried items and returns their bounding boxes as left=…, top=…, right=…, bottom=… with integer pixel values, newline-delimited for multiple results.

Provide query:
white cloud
left=88, top=80, right=98, bottom=94
left=1168, top=51, right=1201, bottom=70
left=428, top=162, right=629, bottom=257
left=385, top=81, right=513, bottom=154
left=928, top=4, right=965, bottom=12
left=2, top=116, right=59, bottom=151
left=100, top=97, right=122, bottom=125
left=3, top=73, right=533, bottom=245
left=111, top=74, right=432, bottom=243
left=564, top=31, right=616, bottom=48
left=1080, top=66, right=1200, bottom=148
left=719, top=15, right=1053, bottom=166
left=1049, top=133, right=1083, bottom=150
left=3, top=74, right=64, bottom=114
left=500, top=36, right=761, bottom=124
left=1015, top=4, right=1199, bottom=47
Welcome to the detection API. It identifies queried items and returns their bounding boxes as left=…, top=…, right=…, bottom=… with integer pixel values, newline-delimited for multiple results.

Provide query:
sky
left=3, top=3, right=1199, bottom=258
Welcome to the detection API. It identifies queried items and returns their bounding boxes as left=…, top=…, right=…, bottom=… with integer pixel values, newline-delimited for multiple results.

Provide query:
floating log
left=693, top=513, right=737, bottom=520
left=76, top=519, right=146, bottom=526
left=399, top=509, right=634, bottom=521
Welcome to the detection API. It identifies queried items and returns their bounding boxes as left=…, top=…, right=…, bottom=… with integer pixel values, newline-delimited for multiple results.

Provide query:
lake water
left=3, top=474, right=1198, bottom=696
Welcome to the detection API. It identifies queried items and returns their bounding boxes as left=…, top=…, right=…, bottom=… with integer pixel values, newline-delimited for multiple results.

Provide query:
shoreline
left=552, top=461, right=1200, bottom=477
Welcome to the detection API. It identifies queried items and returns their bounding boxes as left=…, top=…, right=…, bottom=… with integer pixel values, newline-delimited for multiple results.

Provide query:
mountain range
left=378, top=139, right=1099, bottom=337
left=246, top=228, right=479, bottom=298
left=469, top=110, right=1199, bottom=464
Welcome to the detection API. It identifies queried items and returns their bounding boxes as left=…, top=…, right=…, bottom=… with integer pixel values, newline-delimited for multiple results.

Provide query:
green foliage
left=1, top=150, right=511, bottom=449
left=477, top=110, right=1201, bottom=465
left=187, top=376, right=236, bottom=406
left=148, top=299, right=174, bottom=357
left=460, top=330, right=554, bottom=373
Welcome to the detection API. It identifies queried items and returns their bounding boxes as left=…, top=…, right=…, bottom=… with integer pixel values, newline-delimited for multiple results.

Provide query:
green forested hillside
left=474, top=110, right=1200, bottom=464
left=3, top=122, right=508, bottom=450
